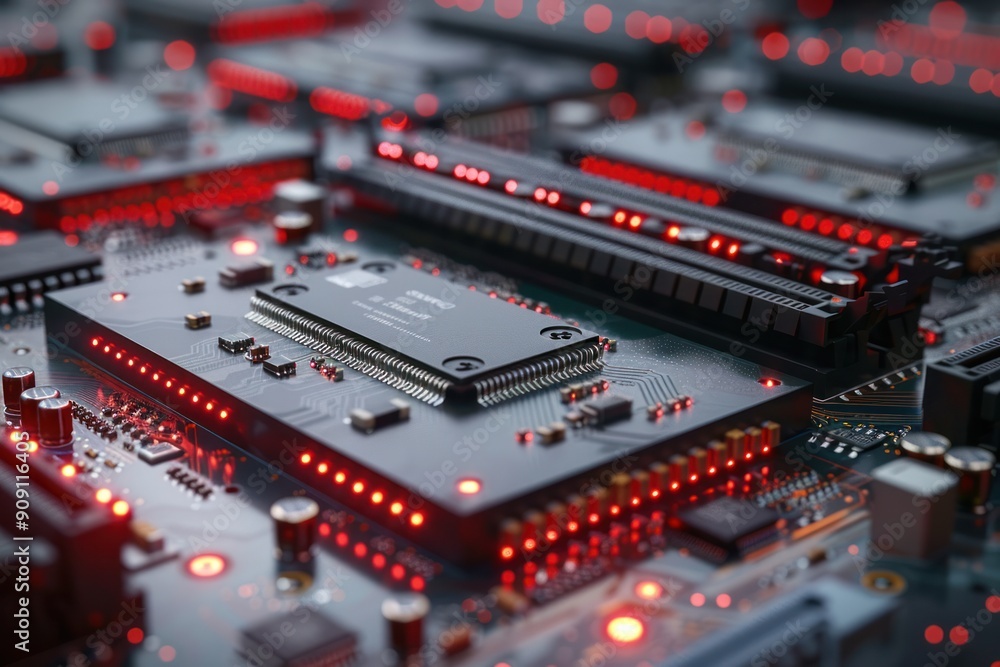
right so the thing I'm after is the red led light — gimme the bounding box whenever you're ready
[352,481,365,494]
[391,564,405,580]
[722,89,747,113]
[300,453,312,465]
[42,180,59,196]
[409,512,424,527]
[646,16,672,44]
[798,37,830,66]
[390,501,404,515]
[414,93,439,117]
[353,542,367,558]
[60,464,76,478]
[716,593,732,608]
[0,230,17,245]
[690,592,706,607]
[334,471,347,484]
[85,21,116,51]
[164,40,196,71]
[111,292,127,302]
[371,491,384,504]
[112,500,130,517]
[494,0,522,19]
[211,3,331,43]
[536,0,565,26]
[584,4,612,33]
[410,575,425,591]
[606,616,644,644]
[590,63,618,90]
[624,10,650,39]
[186,554,226,578]
[759,377,781,388]
[949,626,968,645]
[635,581,663,599]
[797,0,832,19]
[609,92,637,121]
[96,488,112,504]
[911,59,935,84]
[929,1,966,40]
[628,215,642,229]
[505,179,518,193]
[127,628,144,645]
[310,87,374,121]
[208,59,297,102]
[762,32,790,60]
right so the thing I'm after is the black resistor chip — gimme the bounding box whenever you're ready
[580,395,633,426]
[350,399,410,433]
[218,332,255,354]
[263,356,297,378]
[219,258,274,288]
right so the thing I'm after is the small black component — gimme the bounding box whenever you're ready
[0,231,100,317]
[828,425,889,451]
[536,421,567,445]
[181,277,205,294]
[350,399,410,433]
[264,356,297,378]
[184,311,212,330]
[678,497,781,558]
[219,258,274,288]
[219,333,255,354]
[924,336,1000,448]
[579,395,633,426]
[242,609,356,667]
[245,344,271,364]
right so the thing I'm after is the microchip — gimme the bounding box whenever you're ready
[242,609,356,667]
[264,356,296,378]
[247,262,603,404]
[828,425,889,451]
[350,399,410,433]
[220,258,274,288]
[138,441,185,465]
[219,333,255,354]
[579,395,632,426]
[677,497,781,558]
[1,231,101,317]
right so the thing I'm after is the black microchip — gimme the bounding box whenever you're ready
[580,395,632,426]
[220,258,274,288]
[249,262,603,404]
[0,79,189,161]
[678,497,781,556]
[219,333,255,354]
[242,609,356,667]
[264,356,297,378]
[828,425,889,451]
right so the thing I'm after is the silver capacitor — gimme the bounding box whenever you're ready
[901,431,951,467]
[2,367,35,426]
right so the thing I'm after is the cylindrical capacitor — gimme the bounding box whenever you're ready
[819,270,861,299]
[901,431,951,467]
[270,497,319,564]
[19,386,60,435]
[944,447,996,512]
[382,593,430,658]
[273,211,313,245]
[3,367,35,426]
[37,397,73,447]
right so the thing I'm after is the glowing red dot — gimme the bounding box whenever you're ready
[606,616,644,644]
[716,593,732,608]
[343,229,358,243]
[798,38,830,66]
[924,625,943,643]
[112,500,130,517]
[85,21,116,51]
[127,627,143,644]
[584,4,612,34]
[722,89,747,113]
[231,238,257,255]
[591,63,618,90]
[624,11,650,39]
[537,0,565,25]
[42,180,59,196]
[159,645,176,662]
[797,0,832,19]
[646,16,672,44]
[414,93,439,117]
[949,626,968,645]
[986,595,1000,613]
[457,478,481,495]
[911,59,935,84]
[494,0,521,19]
[164,41,196,71]
[0,230,17,246]
[690,593,705,607]
[861,50,884,76]
[609,92,637,120]
[970,68,993,94]
[762,32,790,60]
[929,1,966,39]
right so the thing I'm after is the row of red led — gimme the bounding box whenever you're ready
[320,523,428,592]
[498,427,775,563]
[375,144,762,270]
[210,4,332,44]
[297,451,426,531]
[90,336,232,422]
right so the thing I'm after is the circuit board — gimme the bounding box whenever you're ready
[0,2,999,667]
